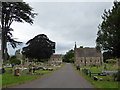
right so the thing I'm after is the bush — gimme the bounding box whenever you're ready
[10,59,21,65]
[10,56,17,59]
[106,59,117,64]
[91,64,97,67]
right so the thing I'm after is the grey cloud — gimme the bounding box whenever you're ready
[9,2,113,55]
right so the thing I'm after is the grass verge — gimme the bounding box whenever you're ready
[73,64,119,89]
[1,64,64,88]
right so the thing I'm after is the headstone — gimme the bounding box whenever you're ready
[76,66,80,70]
[33,67,35,73]
[99,78,103,81]
[12,64,15,68]
[2,68,5,74]
[82,68,89,75]
[29,68,32,74]
[14,69,20,76]
[104,64,107,70]
[8,69,13,74]
[93,76,98,81]
[89,71,91,77]
[22,69,28,75]
[102,71,118,75]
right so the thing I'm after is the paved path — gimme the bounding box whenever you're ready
[11,63,93,88]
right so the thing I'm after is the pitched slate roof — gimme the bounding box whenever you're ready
[51,54,63,58]
[75,47,102,57]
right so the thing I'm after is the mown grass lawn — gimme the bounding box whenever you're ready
[73,65,119,89]
[81,66,102,73]
[0,74,2,87]
[2,70,53,88]
[81,63,118,73]
[79,71,118,89]
[1,65,64,88]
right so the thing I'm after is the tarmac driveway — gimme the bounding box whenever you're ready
[11,63,93,88]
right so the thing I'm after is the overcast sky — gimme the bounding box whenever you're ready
[8,1,113,55]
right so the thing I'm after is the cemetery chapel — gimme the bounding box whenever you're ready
[74,42,103,66]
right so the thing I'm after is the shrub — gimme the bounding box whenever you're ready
[106,59,117,64]
[10,56,17,59]
[10,59,21,65]
[90,64,97,67]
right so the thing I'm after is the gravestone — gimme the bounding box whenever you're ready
[8,69,13,74]
[2,68,5,74]
[82,68,89,75]
[22,69,28,75]
[33,67,35,73]
[99,78,103,81]
[89,71,91,77]
[93,76,98,81]
[14,69,20,76]
[76,66,80,71]
[103,64,107,70]
[29,68,32,74]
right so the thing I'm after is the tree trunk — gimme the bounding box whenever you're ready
[1,28,7,61]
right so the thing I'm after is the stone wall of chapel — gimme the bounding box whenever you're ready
[75,57,102,66]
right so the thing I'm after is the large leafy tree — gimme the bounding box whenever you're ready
[22,34,55,62]
[96,1,120,58]
[1,2,37,60]
[103,51,113,62]
[63,49,74,63]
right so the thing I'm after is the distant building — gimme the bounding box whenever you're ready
[74,42,103,66]
[48,54,63,65]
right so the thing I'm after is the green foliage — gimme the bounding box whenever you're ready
[2,70,52,87]
[40,59,49,62]
[79,46,83,48]
[10,55,17,59]
[2,66,63,87]
[2,2,37,48]
[9,55,21,65]
[22,34,55,62]
[1,2,37,60]
[104,63,118,71]
[74,65,118,88]
[103,51,113,62]
[10,58,21,65]
[96,1,120,58]
[63,49,74,63]
[81,66,102,73]
[70,57,74,63]
[106,59,117,64]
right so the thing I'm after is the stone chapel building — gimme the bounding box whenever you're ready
[74,43,103,66]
